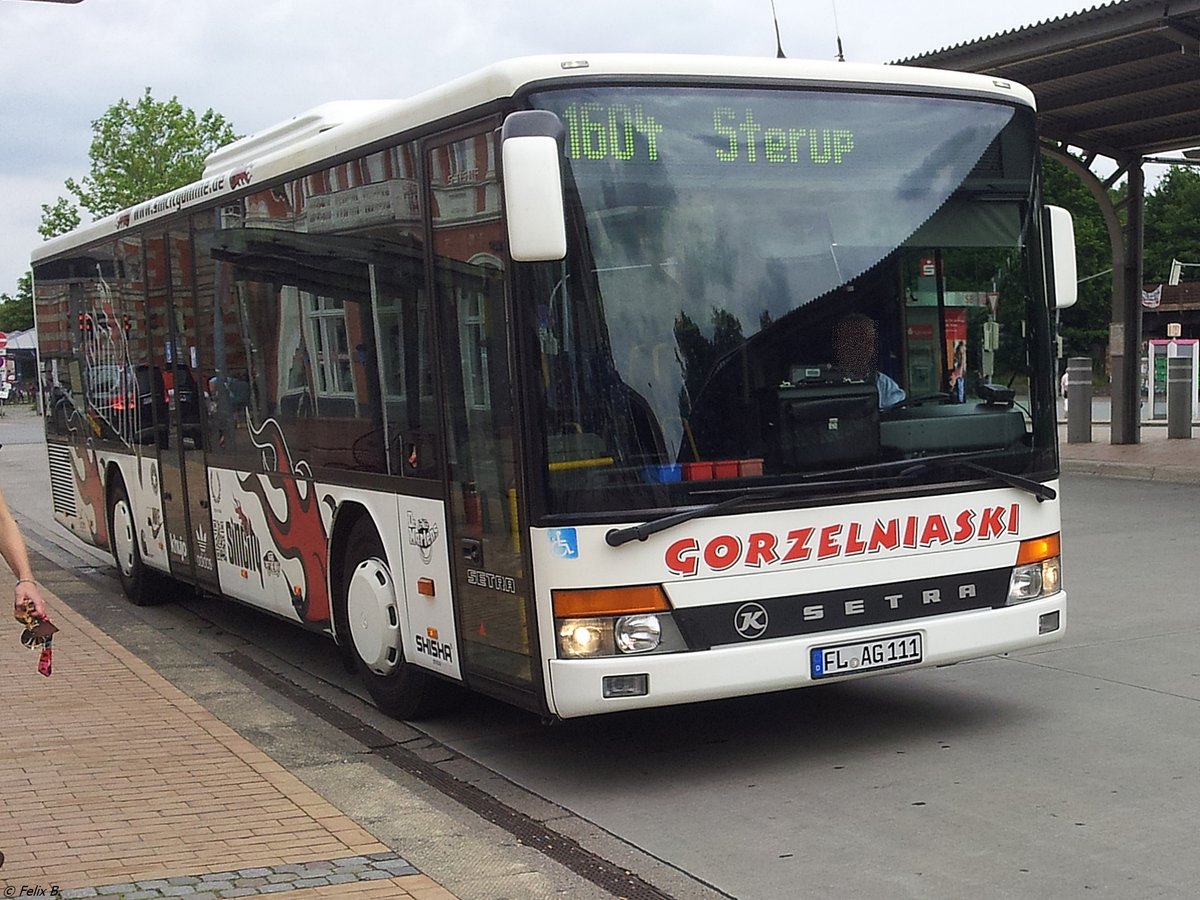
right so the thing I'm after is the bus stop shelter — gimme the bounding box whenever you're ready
[901,0,1200,443]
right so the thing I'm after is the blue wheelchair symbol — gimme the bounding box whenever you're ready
[548,528,579,559]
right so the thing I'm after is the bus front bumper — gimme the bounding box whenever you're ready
[546,593,1065,718]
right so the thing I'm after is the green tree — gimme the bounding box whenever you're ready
[1143,165,1200,283]
[39,87,238,238]
[1042,155,1118,362]
[0,273,34,331]
[37,196,81,240]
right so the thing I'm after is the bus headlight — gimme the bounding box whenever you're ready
[615,614,662,653]
[552,585,688,658]
[558,618,613,658]
[1006,534,1062,605]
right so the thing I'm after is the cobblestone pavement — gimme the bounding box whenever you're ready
[59,853,425,899]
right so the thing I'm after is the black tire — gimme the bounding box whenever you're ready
[339,516,453,719]
[108,475,166,606]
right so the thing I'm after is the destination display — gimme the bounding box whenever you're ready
[558,98,857,167]
[559,99,856,167]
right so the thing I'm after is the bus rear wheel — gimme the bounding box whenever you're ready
[340,516,450,720]
[108,475,164,606]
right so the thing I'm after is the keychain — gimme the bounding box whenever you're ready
[15,600,57,677]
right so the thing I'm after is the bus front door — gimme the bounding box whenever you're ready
[428,128,540,704]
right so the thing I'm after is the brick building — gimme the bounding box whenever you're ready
[1142,282,1200,340]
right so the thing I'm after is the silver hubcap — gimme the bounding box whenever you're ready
[346,556,401,674]
[112,498,136,577]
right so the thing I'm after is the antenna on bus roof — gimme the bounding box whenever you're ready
[831,0,846,61]
[770,0,786,58]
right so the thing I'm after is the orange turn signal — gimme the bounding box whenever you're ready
[1017,533,1060,565]
[552,584,671,618]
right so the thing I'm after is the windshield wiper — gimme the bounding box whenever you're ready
[871,453,1055,502]
[795,450,982,482]
[606,475,891,547]
[955,460,1056,502]
[604,454,1055,549]
[605,490,773,547]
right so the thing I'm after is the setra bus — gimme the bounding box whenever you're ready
[32,55,1076,719]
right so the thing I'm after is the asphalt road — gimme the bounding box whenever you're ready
[5,410,1199,900]
[430,474,1200,900]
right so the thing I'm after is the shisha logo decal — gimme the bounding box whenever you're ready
[407,512,439,564]
[224,500,262,583]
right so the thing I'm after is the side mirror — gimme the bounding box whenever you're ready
[501,111,567,262]
[1045,205,1077,309]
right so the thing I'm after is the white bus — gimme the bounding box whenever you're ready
[32,55,1075,719]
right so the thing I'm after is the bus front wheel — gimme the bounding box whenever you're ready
[340,516,449,720]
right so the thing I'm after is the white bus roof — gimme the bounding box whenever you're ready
[32,54,1035,264]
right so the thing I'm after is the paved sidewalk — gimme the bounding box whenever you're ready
[1058,420,1200,484]
[0,567,458,900]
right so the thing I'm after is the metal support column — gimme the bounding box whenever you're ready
[1111,161,1143,444]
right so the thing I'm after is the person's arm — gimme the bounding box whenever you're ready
[876,372,907,409]
[0,484,47,619]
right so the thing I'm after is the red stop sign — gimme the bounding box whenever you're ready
[0,332,7,350]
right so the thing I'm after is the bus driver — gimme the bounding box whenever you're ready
[832,313,906,409]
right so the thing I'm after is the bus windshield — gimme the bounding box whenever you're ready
[522,85,1055,518]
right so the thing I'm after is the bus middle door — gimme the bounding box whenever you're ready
[146,229,217,591]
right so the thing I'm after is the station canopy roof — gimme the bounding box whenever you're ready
[898,0,1200,159]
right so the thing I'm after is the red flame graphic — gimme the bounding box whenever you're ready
[71,431,108,549]
[239,418,332,623]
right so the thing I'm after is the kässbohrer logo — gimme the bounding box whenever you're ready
[733,602,769,639]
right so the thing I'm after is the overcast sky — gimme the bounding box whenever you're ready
[1,0,1115,297]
